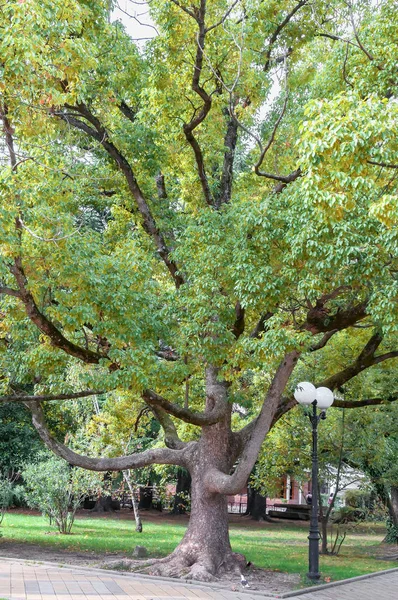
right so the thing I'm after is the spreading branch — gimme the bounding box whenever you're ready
[216,113,239,207]
[155,172,168,199]
[263,0,310,72]
[232,301,245,339]
[142,389,225,426]
[316,331,384,390]
[174,0,214,207]
[367,160,398,170]
[0,389,105,403]
[169,0,197,20]
[10,257,105,365]
[150,405,187,450]
[118,101,138,123]
[27,401,191,470]
[310,329,339,352]
[250,329,398,431]
[205,351,300,494]
[250,312,274,338]
[57,103,183,288]
[303,299,368,334]
[348,2,375,63]
[206,0,241,33]
[333,394,398,409]
[0,286,20,298]
[0,103,17,169]
[254,90,290,178]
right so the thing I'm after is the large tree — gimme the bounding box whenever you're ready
[1,0,397,580]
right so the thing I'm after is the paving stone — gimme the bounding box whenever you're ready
[1,558,398,600]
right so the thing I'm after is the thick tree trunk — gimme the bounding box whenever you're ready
[245,486,271,521]
[372,478,398,543]
[149,468,245,581]
[149,375,246,582]
[91,495,118,512]
[384,486,398,543]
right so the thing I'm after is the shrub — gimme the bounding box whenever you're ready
[23,456,102,534]
[384,517,398,544]
[333,505,366,524]
[0,477,14,529]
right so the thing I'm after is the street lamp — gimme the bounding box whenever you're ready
[294,382,334,582]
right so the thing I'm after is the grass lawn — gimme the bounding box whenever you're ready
[0,511,394,585]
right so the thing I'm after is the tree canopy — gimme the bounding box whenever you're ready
[1,0,397,580]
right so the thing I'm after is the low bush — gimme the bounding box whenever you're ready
[23,456,102,534]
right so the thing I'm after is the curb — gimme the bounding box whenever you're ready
[278,565,398,598]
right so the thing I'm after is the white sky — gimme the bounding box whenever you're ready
[112,1,156,42]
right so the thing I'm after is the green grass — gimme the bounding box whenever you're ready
[0,512,394,585]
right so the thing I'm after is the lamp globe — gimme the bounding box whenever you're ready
[294,382,316,405]
[315,387,334,409]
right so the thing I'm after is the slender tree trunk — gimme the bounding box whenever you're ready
[320,517,328,554]
[123,470,142,533]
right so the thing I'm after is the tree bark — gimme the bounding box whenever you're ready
[123,471,142,533]
[91,496,119,512]
[25,360,297,580]
[320,516,328,554]
[149,464,245,581]
[390,486,398,529]
[245,486,270,521]
[172,468,191,514]
[148,371,246,581]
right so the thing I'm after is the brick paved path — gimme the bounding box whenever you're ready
[0,559,270,600]
[0,559,397,600]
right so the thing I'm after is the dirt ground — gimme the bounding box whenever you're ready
[0,509,301,594]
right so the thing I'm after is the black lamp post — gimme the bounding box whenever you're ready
[294,382,334,582]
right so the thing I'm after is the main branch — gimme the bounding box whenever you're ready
[143,387,226,426]
[10,257,104,365]
[205,351,299,494]
[0,389,104,403]
[27,401,192,470]
[58,104,183,288]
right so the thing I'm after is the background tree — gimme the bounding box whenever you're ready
[0,0,397,581]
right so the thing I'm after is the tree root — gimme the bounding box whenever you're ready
[103,549,247,583]
[147,549,246,582]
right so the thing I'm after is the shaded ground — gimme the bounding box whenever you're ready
[369,544,398,561]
